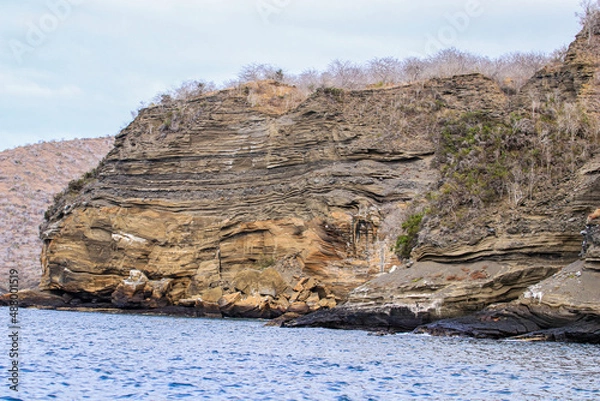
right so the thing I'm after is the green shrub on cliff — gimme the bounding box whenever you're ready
[394,212,424,259]
[319,87,345,101]
[66,168,98,194]
[47,161,105,221]
[436,111,512,210]
[424,93,600,233]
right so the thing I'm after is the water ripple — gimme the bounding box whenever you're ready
[3,308,599,400]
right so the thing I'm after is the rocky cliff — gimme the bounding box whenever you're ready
[34,74,507,316]
[23,24,600,342]
[413,224,600,343]
[288,26,600,342]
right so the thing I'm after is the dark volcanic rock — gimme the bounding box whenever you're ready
[513,317,600,344]
[285,304,429,331]
[416,306,600,344]
[0,289,68,308]
[414,305,543,339]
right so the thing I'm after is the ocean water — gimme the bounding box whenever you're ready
[1,309,599,400]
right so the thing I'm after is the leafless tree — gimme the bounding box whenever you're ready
[401,57,427,83]
[577,0,600,43]
[173,80,217,100]
[550,45,569,64]
[492,52,549,92]
[293,68,325,93]
[147,38,562,105]
[426,48,482,78]
[238,63,285,83]
[325,59,367,89]
[367,57,403,85]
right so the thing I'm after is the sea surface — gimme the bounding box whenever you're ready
[1,308,599,400]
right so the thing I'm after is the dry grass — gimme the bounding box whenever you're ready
[242,80,306,115]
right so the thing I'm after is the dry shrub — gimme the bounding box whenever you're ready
[242,80,306,115]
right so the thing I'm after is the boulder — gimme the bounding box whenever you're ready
[217,292,242,314]
[111,270,172,308]
[233,268,289,298]
[200,287,223,303]
[232,270,261,295]
[288,301,310,314]
[111,270,150,308]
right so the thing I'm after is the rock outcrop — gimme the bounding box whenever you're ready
[415,236,600,343]
[286,259,564,330]
[288,25,600,342]
[39,77,504,316]
[25,23,600,342]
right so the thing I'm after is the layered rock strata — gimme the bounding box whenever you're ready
[27,25,600,341]
[286,259,565,331]
[416,227,600,343]
[39,77,505,316]
[288,27,600,341]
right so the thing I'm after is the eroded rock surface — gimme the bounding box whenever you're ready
[30,26,600,341]
[416,257,600,343]
[40,77,503,315]
[286,259,563,330]
[289,26,600,341]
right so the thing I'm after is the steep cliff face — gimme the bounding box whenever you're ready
[289,26,600,339]
[414,27,600,263]
[39,77,504,316]
[34,25,600,338]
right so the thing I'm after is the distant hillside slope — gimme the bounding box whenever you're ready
[0,137,114,291]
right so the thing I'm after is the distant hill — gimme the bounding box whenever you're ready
[0,137,114,291]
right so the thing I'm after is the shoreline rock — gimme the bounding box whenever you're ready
[414,256,600,343]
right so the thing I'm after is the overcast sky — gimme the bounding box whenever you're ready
[0,0,585,151]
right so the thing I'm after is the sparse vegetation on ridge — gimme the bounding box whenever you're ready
[426,94,600,232]
[143,48,562,116]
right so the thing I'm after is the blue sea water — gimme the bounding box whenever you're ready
[1,309,599,400]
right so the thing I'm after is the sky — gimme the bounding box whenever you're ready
[0,0,586,151]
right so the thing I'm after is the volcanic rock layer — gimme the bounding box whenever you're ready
[29,24,600,342]
[40,77,500,316]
